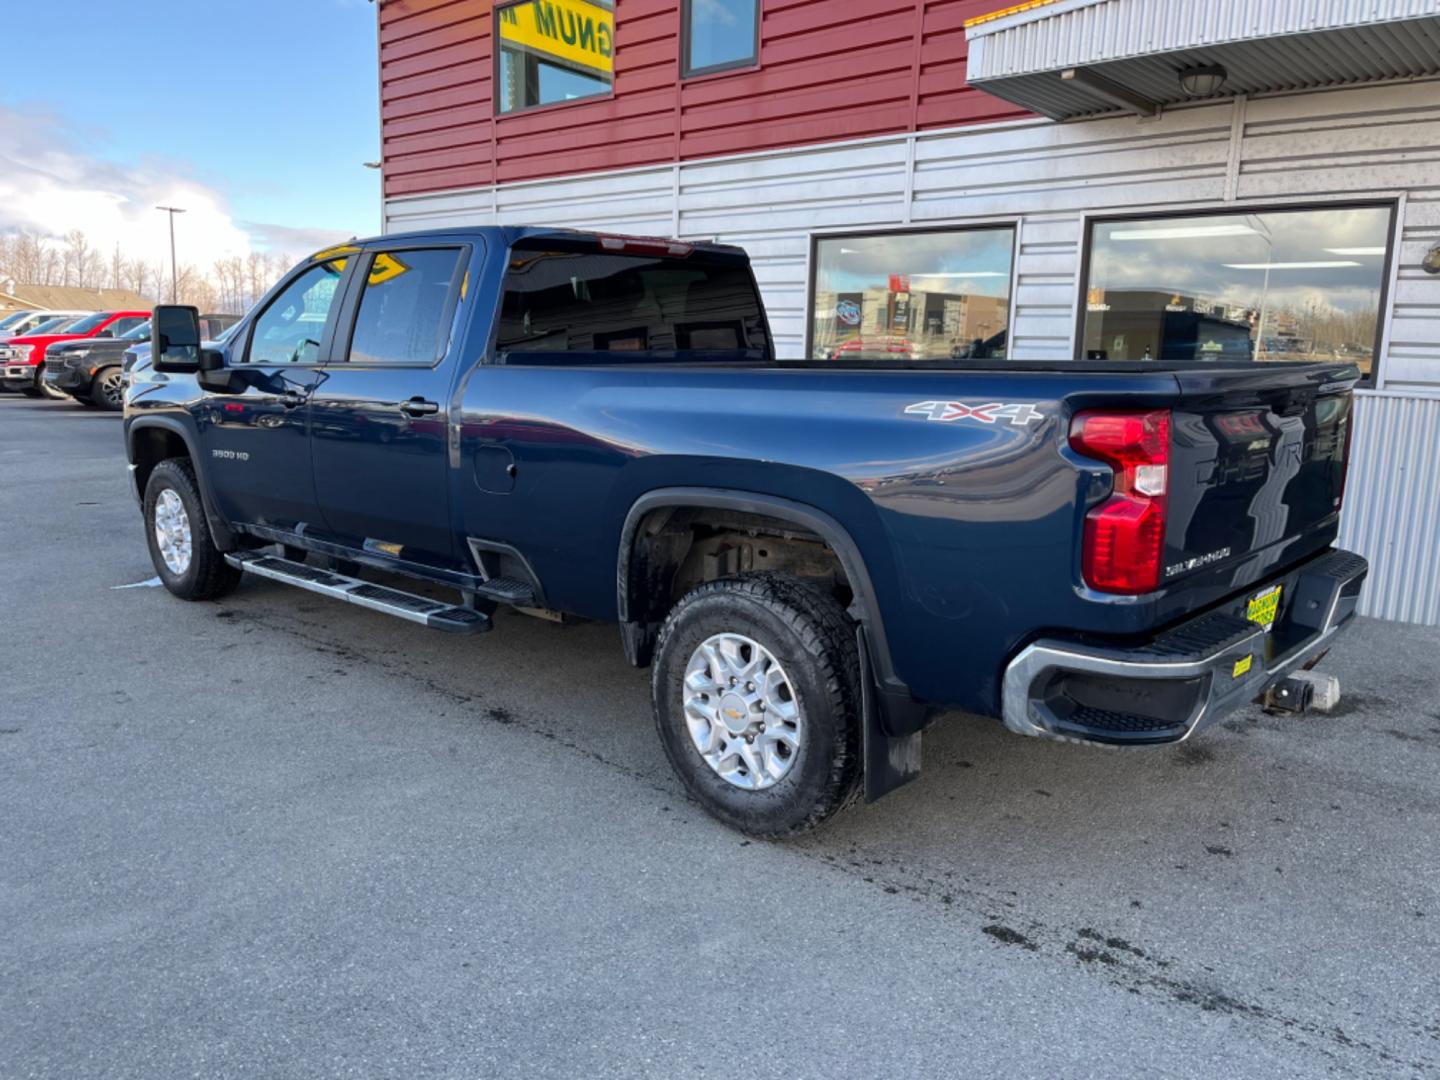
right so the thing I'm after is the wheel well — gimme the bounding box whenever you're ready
[131,427,191,497]
[625,506,855,634]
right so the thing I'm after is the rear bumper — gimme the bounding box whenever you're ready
[1002,548,1368,746]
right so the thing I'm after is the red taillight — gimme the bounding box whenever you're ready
[1070,409,1171,594]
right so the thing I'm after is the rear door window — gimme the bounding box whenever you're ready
[342,247,465,365]
[106,316,147,337]
[498,241,771,363]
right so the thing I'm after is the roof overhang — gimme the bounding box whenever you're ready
[965,0,1440,120]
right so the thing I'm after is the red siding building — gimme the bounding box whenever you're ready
[380,0,1025,196]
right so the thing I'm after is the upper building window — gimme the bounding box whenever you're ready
[808,227,1015,361]
[1081,204,1395,378]
[496,0,614,115]
[683,0,759,77]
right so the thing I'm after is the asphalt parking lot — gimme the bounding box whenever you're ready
[1,393,1438,1079]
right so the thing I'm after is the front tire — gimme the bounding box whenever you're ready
[35,369,68,400]
[90,366,124,410]
[651,573,862,837]
[143,459,241,600]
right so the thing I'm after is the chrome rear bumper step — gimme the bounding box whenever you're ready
[226,552,491,634]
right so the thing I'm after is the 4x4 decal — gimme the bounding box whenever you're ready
[904,401,1044,426]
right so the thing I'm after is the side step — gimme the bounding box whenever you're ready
[474,575,535,605]
[226,552,491,634]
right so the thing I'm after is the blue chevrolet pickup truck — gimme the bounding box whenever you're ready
[126,227,1367,835]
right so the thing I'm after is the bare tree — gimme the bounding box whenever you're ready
[39,246,61,286]
[146,259,169,303]
[63,230,95,289]
[246,256,269,315]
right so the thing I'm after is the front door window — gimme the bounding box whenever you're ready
[246,261,345,365]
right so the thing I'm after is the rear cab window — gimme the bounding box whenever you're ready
[497,237,772,364]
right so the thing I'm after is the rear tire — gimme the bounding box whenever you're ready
[651,573,862,837]
[143,458,241,601]
[90,366,124,410]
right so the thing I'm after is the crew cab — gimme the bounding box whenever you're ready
[2,310,148,396]
[125,228,1367,835]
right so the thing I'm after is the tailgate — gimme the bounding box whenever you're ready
[1163,362,1358,584]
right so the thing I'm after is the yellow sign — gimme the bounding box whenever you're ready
[1232,654,1253,679]
[1246,585,1283,632]
[498,0,614,77]
[368,252,410,286]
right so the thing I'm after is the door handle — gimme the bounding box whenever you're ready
[400,398,440,417]
[280,390,307,409]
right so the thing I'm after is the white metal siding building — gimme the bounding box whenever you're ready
[384,0,1440,625]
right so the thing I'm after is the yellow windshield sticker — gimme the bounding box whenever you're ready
[1232,654,1253,679]
[368,252,411,286]
[498,0,614,77]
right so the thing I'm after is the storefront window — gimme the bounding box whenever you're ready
[496,0,614,114]
[1081,205,1393,376]
[809,228,1015,361]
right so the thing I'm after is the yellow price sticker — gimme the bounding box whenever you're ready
[1232,654,1253,679]
[368,252,411,286]
[1246,585,1282,631]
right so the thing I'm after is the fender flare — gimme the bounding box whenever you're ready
[616,486,906,698]
[126,416,237,551]
[617,486,927,801]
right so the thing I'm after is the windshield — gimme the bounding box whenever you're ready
[119,320,152,341]
[63,312,111,335]
[26,317,77,335]
[211,321,240,345]
[0,311,32,331]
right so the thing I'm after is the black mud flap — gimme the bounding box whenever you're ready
[859,629,923,802]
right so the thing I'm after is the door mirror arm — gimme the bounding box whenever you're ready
[197,348,241,393]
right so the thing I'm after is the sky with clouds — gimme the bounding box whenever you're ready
[0,0,381,267]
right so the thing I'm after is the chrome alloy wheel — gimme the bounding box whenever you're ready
[683,633,802,790]
[153,489,193,575]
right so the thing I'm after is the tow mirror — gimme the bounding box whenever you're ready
[152,305,203,373]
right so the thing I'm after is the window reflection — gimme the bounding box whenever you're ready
[684,0,758,75]
[810,228,1015,361]
[497,0,614,114]
[1082,206,1392,374]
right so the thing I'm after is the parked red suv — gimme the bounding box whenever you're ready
[0,311,150,397]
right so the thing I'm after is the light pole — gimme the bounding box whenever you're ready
[154,205,186,302]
